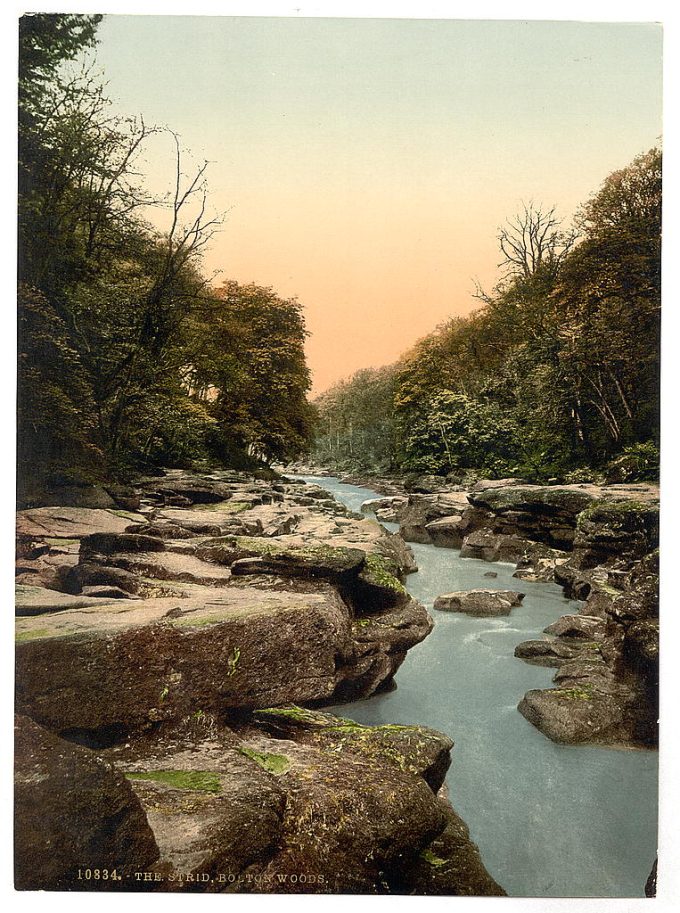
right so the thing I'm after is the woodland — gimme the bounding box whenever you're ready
[18,14,314,504]
[312,152,661,484]
[18,15,661,495]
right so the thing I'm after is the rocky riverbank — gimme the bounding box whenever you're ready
[15,469,503,895]
[363,475,659,749]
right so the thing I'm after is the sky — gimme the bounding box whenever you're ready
[91,15,663,393]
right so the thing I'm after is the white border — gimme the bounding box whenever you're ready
[2,3,678,912]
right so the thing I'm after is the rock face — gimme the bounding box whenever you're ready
[14,469,502,895]
[14,714,159,891]
[573,501,659,568]
[466,480,658,552]
[104,706,504,895]
[516,550,659,746]
[361,496,407,523]
[398,493,468,544]
[433,590,525,617]
[390,475,658,750]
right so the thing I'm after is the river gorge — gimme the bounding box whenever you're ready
[302,474,658,897]
[14,467,659,896]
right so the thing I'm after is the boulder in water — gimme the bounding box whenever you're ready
[433,589,525,617]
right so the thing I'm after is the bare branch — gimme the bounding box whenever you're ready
[497,201,578,282]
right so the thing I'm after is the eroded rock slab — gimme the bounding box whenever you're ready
[17,506,145,540]
[16,585,353,732]
[88,707,505,895]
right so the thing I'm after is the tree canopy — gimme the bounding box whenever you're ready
[311,148,661,483]
[18,14,315,499]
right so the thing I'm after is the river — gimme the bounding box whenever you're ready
[295,474,658,898]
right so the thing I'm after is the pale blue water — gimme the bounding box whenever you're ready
[293,475,658,897]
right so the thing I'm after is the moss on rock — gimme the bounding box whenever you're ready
[237,746,290,775]
[125,769,222,793]
[360,553,406,594]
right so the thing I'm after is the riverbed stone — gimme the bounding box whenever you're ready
[425,516,465,548]
[399,493,469,543]
[543,614,606,640]
[433,589,525,617]
[517,684,637,745]
[459,529,501,560]
[361,496,407,520]
[514,639,586,667]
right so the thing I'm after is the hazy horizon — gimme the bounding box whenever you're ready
[92,15,662,393]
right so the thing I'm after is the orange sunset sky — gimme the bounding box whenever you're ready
[92,15,662,393]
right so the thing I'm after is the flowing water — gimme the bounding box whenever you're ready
[294,474,658,897]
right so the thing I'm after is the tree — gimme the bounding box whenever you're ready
[400,391,521,476]
[17,283,100,497]
[555,148,661,451]
[496,201,578,282]
[183,281,314,465]
[18,14,229,477]
[312,366,397,470]
[312,149,660,482]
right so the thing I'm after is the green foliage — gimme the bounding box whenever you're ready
[183,281,314,464]
[18,15,315,492]
[311,366,397,470]
[310,148,660,483]
[399,391,521,476]
[605,442,660,483]
[17,284,102,489]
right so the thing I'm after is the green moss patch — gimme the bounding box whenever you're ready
[238,747,290,775]
[195,500,252,513]
[577,499,658,527]
[360,553,406,594]
[254,705,321,724]
[553,685,594,701]
[125,769,222,793]
[420,849,448,867]
[15,628,51,642]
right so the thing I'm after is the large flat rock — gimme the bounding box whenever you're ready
[16,579,432,735]
[118,733,286,885]
[91,708,504,895]
[17,506,145,540]
[469,481,659,515]
[16,584,355,733]
[16,584,127,617]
